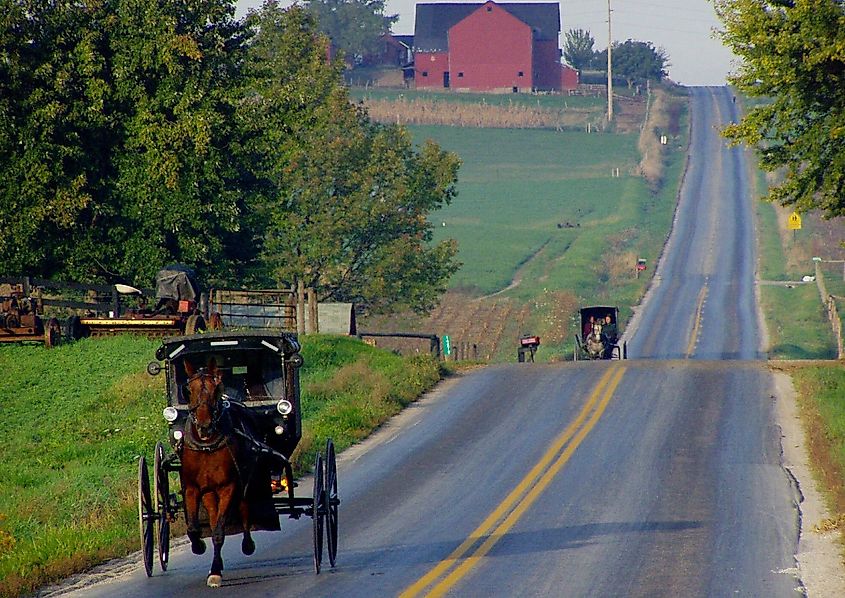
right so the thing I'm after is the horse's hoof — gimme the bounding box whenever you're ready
[191,540,207,555]
[242,537,255,556]
[207,574,222,588]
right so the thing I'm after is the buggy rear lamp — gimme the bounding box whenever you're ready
[163,406,179,422]
[173,430,183,440]
[274,425,285,435]
[276,399,293,415]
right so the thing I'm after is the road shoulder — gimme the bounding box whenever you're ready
[773,370,845,596]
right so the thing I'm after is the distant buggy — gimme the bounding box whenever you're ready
[574,306,627,360]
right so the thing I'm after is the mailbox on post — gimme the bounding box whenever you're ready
[518,335,540,363]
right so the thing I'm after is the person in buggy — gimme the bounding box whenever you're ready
[600,314,617,359]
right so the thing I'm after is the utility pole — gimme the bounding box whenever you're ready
[607,0,613,121]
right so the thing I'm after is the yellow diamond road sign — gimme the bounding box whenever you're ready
[787,212,802,230]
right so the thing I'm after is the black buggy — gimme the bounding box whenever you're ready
[574,306,627,360]
[137,330,339,578]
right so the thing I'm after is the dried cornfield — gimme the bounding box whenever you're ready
[362,97,598,130]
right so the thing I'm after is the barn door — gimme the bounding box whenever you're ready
[443,71,450,88]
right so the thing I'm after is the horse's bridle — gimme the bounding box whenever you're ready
[186,370,224,436]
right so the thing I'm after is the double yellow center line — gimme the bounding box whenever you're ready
[400,364,627,598]
[686,282,709,358]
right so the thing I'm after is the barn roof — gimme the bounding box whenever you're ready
[414,2,561,52]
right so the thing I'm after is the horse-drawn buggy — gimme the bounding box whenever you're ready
[574,306,627,360]
[138,330,339,587]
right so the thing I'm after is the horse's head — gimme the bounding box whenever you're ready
[184,358,224,441]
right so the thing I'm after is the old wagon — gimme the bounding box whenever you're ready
[574,306,627,360]
[138,330,339,586]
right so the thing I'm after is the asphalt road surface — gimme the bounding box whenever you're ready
[52,87,803,597]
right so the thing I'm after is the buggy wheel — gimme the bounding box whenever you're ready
[324,439,339,568]
[312,452,325,574]
[184,314,206,335]
[138,456,155,577]
[153,442,170,572]
[44,318,61,348]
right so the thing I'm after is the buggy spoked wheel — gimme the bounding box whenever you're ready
[153,442,170,572]
[324,439,339,568]
[138,456,155,577]
[312,452,325,574]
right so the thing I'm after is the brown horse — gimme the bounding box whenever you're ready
[181,358,254,588]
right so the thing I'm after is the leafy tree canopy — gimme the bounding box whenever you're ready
[244,4,461,314]
[305,0,398,64]
[595,40,669,87]
[563,28,596,71]
[715,0,845,218]
[0,0,248,284]
[0,0,461,315]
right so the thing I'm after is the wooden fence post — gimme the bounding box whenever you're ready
[308,288,318,334]
[296,280,305,335]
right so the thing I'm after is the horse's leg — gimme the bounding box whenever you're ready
[183,485,207,555]
[201,491,226,588]
[239,494,254,556]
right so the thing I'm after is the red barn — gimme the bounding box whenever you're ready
[413,1,578,92]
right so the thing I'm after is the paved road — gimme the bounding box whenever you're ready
[628,87,761,361]
[52,88,803,597]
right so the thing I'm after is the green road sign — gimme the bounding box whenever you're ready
[443,335,451,356]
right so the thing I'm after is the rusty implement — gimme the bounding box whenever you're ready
[0,287,62,348]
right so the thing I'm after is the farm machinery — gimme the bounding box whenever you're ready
[73,265,221,339]
[0,283,62,348]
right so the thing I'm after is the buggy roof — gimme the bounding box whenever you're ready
[158,330,301,361]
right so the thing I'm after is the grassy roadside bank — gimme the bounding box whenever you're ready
[0,334,441,597]
[783,364,845,552]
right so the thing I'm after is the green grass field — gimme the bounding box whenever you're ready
[0,335,440,597]
[753,172,837,359]
[407,115,687,356]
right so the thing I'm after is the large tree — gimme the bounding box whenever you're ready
[563,28,596,71]
[715,0,845,218]
[242,3,461,314]
[0,0,249,284]
[595,40,669,88]
[305,0,397,64]
[0,0,461,314]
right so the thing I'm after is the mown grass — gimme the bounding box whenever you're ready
[0,334,440,597]
[761,285,837,359]
[754,170,837,359]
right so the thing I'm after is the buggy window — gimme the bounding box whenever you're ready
[172,349,284,404]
